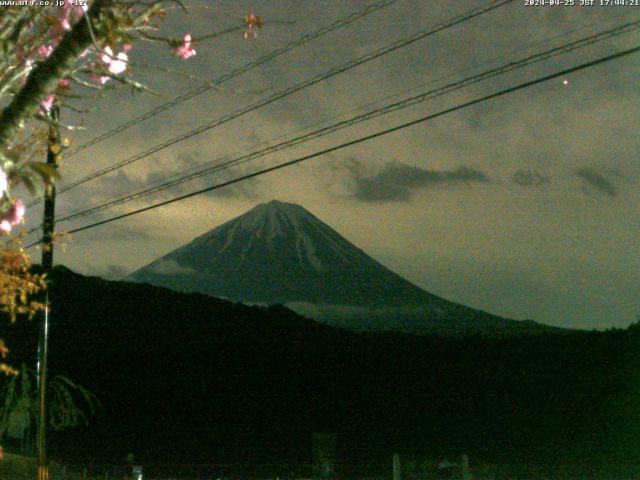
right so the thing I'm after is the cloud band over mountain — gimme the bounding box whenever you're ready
[344,160,490,202]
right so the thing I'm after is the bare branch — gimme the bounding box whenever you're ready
[113,75,161,95]
[33,113,88,132]
[70,75,107,90]
[131,60,222,91]
[139,23,243,46]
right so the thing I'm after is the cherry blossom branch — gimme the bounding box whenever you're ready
[33,113,88,132]
[0,0,164,149]
[0,0,110,148]
[131,60,222,91]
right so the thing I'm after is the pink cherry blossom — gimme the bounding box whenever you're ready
[37,44,54,59]
[243,13,263,38]
[173,34,196,60]
[16,48,34,69]
[0,200,25,233]
[60,18,72,32]
[100,46,114,64]
[58,78,70,87]
[57,2,87,30]
[109,52,128,74]
[101,46,128,75]
[90,74,110,85]
[9,201,25,224]
[244,13,264,29]
[51,7,72,36]
[48,3,87,44]
[40,94,55,112]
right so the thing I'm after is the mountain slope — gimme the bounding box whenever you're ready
[128,200,554,334]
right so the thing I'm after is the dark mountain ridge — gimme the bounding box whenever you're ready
[2,266,639,472]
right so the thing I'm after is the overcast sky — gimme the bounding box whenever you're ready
[23,0,639,330]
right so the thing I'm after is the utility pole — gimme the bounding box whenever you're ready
[37,104,59,480]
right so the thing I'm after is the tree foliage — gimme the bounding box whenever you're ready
[0,0,253,372]
[1,2,174,373]
[0,364,100,452]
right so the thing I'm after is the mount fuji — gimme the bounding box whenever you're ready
[128,200,556,335]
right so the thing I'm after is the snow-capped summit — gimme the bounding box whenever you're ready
[129,200,437,306]
[128,201,551,334]
[179,200,366,273]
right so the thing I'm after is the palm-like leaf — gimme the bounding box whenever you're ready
[0,364,100,448]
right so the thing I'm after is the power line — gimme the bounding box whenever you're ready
[49,20,640,226]
[22,18,640,237]
[139,10,639,173]
[24,44,639,248]
[25,0,400,210]
[79,10,637,203]
[39,0,516,202]
[63,0,400,159]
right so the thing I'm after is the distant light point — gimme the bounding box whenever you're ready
[562,79,569,86]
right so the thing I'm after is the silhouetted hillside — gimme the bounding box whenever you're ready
[2,266,639,470]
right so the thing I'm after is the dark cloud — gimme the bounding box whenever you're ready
[346,160,490,203]
[576,168,617,197]
[139,152,262,200]
[145,152,198,186]
[201,166,263,200]
[96,170,140,197]
[512,170,550,187]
